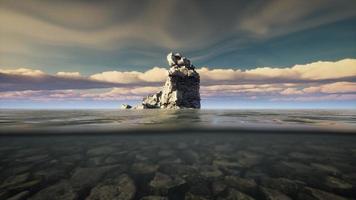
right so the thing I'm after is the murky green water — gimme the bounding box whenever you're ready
[0,110,355,199]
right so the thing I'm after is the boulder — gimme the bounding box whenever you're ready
[86,174,136,200]
[134,52,200,109]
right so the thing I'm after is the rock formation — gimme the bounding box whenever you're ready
[123,52,200,109]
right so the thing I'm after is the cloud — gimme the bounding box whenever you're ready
[1,58,356,91]
[1,59,355,104]
[0,68,45,76]
[197,58,356,85]
[245,59,356,81]
[0,86,161,102]
[280,88,304,95]
[56,72,81,78]
[0,68,130,92]
[271,94,356,102]
[239,0,356,37]
[89,67,167,84]
[303,82,356,94]
[1,0,355,70]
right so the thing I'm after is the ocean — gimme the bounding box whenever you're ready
[0,109,355,199]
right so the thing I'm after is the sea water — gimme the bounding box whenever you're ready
[0,109,355,199]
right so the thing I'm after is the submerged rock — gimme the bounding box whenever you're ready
[140,196,168,200]
[149,172,186,195]
[224,188,255,200]
[86,174,136,200]
[298,187,348,200]
[133,52,200,109]
[259,187,292,200]
[29,180,77,200]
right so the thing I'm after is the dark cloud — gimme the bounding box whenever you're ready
[1,0,356,72]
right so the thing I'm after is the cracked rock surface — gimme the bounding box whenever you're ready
[124,52,200,109]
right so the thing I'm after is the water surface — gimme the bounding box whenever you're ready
[0,109,355,199]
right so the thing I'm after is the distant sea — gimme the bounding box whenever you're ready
[0,109,355,199]
[0,109,355,133]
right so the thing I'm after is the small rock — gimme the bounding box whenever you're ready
[121,104,132,109]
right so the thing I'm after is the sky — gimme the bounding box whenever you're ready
[0,0,356,109]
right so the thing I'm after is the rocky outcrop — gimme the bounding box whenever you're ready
[129,52,200,109]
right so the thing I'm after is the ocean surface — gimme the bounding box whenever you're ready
[1,109,356,133]
[0,109,355,200]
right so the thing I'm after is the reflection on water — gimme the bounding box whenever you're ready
[0,133,355,199]
[0,109,355,132]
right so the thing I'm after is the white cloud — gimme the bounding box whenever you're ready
[56,72,81,78]
[245,59,356,81]
[89,67,167,84]
[1,59,356,103]
[0,68,44,76]
[271,94,356,102]
[303,82,356,94]
[280,88,304,95]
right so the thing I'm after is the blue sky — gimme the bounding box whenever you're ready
[0,0,356,108]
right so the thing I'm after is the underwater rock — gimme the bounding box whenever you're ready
[260,177,305,197]
[7,191,30,200]
[86,174,136,200]
[211,181,227,196]
[298,187,348,200]
[131,163,159,175]
[149,172,186,195]
[0,173,30,189]
[224,176,257,194]
[140,196,168,200]
[29,180,77,200]
[259,187,292,200]
[135,52,200,109]
[224,188,255,200]
[70,165,120,192]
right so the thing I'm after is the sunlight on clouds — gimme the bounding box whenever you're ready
[280,88,304,95]
[1,59,355,103]
[90,67,167,84]
[245,59,356,80]
[0,68,44,76]
[56,72,82,78]
[303,82,356,94]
